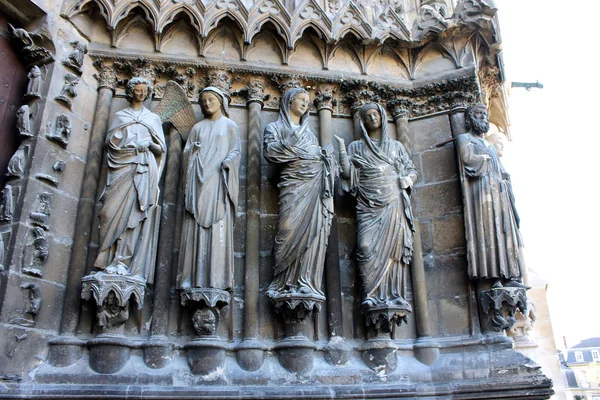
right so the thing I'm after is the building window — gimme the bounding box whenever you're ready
[592,350,600,361]
[575,351,584,362]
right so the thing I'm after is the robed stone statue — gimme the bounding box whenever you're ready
[177,86,241,304]
[456,103,525,288]
[93,77,166,283]
[336,102,416,331]
[264,88,338,307]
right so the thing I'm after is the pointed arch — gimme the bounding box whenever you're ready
[61,0,112,25]
[157,13,201,56]
[203,8,248,40]
[247,14,292,49]
[157,4,203,37]
[203,16,245,60]
[113,7,156,50]
[111,1,158,32]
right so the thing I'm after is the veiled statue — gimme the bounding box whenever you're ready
[177,86,241,303]
[264,88,338,306]
[93,77,166,283]
[336,102,416,330]
[456,103,526,288]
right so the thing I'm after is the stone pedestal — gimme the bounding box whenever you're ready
[87,334,133,374]
[142,336,172,369]
[47,336,85,367]
[236,339,267,372]
[184,338,228,375]
[270,293,323,374]
[361,338,398,374]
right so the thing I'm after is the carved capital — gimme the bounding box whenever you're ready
[273,75,303,94]
[478,66,501,106]
[206,70,232,99]
[93,61,118,91]
[314,85,336,111]
[341,79,379,113]
[247,78,266,105]
[387,98,413,119]
[364,299,412,334]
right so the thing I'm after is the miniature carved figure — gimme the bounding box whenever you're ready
[17,105,31,137]
[93,77,166,284]
[46,115,71,147]
[25,66,42,99]
[54,73,79,109]
[29,192,51,230]
[456,103,525,288]
[178,87,240,300]
[336,102,416,332]
[0,186,14,222]
[264,88,338,304]
[62,41,88,73]
[6,145,28,178]
[96,290,129,331]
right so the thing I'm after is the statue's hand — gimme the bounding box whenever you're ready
[136,143,149,153]
[334,135,345,150]
[399,176,412,189]
[222,158,231,170]
[480,154,491,161]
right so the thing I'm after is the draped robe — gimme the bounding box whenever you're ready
[342,113,416,307]
[456,132,523,281]
[264,93,337,299]
[178,116,241,291]
[94,107,166,284]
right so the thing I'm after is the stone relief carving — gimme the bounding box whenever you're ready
[8,283,42,327]
[178,86,241,333]
[22,226,49,277]
[25,66,43,99]
[263,88,338,321]
[54,73,80,110]
[29,192,51,231]
[46,115,72,148]
[336,102,416,336]
[62,40,88,74]
[7,24,55,66]
[508,299,536,340]
[0,186,14,222]
[456,103,526,289]
[92,77,166,283]
[6,145,29,179]
[17,105,31,138]
[479,287,527,332]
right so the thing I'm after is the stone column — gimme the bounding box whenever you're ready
[143,126,182,369]
[391,101,440,366]
[48,63,117,368]
[315,85,349,366]
[237,78,267,372]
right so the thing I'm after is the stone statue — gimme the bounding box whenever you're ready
[456,103,525,289]
[17,105,31,137]
[26,66,42,99]
[335,102,417,332]
[485,132,506,158]
[178,86,241,302]
[264,88,338,306]
[93,77,166,283]
[6,145,27,178]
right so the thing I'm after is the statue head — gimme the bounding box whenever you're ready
[125,77,153,104]
[486,132,507,157]
[465,103,490,136]
[359,102,387,140]
[200,86,228,118]
[288,88,310,120]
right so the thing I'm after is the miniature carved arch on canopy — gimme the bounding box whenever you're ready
[202,16,246,60]
[289,0,332,48]
[156,10,203,55]
[111,1,159,32]
[156,4,203,38]
[332,1,372,43]
[112,6,157,49]
[246,0,293,49]
[61,0,112,24]
[203,0,249,39]
[245,21,290,65]
[327,32,365,74]
[288,26,328,70]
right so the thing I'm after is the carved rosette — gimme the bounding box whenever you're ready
[479,287,527,332]
[93,60,118,91]
[314,85,336,111]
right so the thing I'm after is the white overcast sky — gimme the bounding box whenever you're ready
[496,0,600,349]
